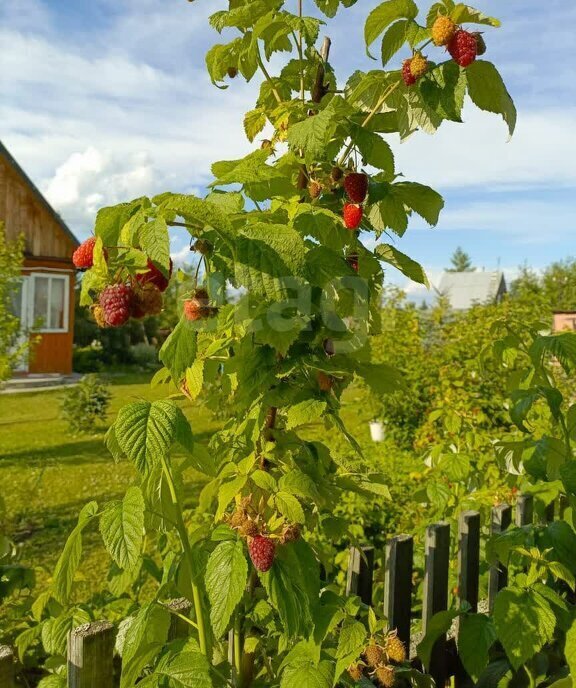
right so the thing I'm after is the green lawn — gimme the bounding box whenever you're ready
[0,373,220,600]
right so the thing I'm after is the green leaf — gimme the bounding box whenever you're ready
[493,587,556,670]
[138,217,170,272]
[184,359,205,401]
[52,501,98,604]
[417,609,460,669]
[275,492,305,524]
[288,101,341,161]
[286,399,327,429]
[158,193,233,235]
[381,19,409,66]
[451,3,501,27]
[375,244,428,285]
[142,650,213,688]
[159,318,198,382]
[565,616,576,682]
[94,198,150,246]
[336,619,367,659]
[281,660,333,688]
[354,361,404,395]
[206,539,248,638]
[120,603,171,688]
[350,124,395,172]
[466,61,517,137]
[458,614,497,680]
[217,475,248,520]
[114,400,184,473]
[99,487,145,571]
[560,460,576,496]
[212,150,293,201]
[244,108,267,142]
[365,0,418,57]
[393,182,444,226]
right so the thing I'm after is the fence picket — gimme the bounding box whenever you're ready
[488,504,512,613]
[516,494,534,526]
[384,534,413,650]
[423,522,450,688]
[68,621,114,688]
[0,646,15,688]
[346,546,375,605]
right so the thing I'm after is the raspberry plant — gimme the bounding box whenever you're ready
[39,1,517,685]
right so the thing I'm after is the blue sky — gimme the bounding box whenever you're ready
[2,0,575,299]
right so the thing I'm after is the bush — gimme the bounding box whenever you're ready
[130,342,158,368]
[73,343,104,373]
[60,374,111,433]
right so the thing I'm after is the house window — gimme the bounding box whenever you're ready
[30,274,69,333]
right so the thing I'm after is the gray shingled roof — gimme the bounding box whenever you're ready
[437,271,506,309]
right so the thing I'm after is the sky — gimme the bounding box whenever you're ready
[2,0,575,302]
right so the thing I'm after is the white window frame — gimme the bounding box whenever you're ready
[28,273,70,333]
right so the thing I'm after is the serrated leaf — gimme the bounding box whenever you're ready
[206,540,248,638]
[185,359,205,401]
[364,0,418,56]
[493,587,556,670]
[458,614,497,680]
[94,198,150,246]
[466,61,516,137]
[336,619,367,659]
[417,609,460,669]
[138,216,170,272]
[281,660,333,688]
[160,318,198,383]
[120,603,171,688]
[100,487,145,571]
[140,650,213,688]
[286,399,327,429]
[451,3,501,27]
[376,244,428,285]
[52,501,98,604]
[244,108,267,142]
[217,475,248,520]
[350,124,395,172]
[275,492,305,524]
[381,19,409,66]
[565,616,576,682]
[114,400,184,473]
[394,182,444,226]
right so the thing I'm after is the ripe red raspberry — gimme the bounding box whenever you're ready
[131,284,163,318]
[343,203,363,230]
[73,237,98,269]
[344,173,368,203]
[248,535,276,572]
[401,60,417,86]
[99,284,133,327]
[448,30,478,67]
[137,259,173,293]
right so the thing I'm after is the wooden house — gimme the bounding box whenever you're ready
[0,141,79,375]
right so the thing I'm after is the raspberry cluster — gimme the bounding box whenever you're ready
[347,631,407,686]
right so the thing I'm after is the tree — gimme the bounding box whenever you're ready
[0,223,27,381]
[30,2,517,685]
[446,246,474,272]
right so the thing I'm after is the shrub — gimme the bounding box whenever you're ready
[73,343,104,373]
[129,342,158,368]
[60,374,111,433]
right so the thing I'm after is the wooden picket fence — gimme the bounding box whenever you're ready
[0,494,553,688]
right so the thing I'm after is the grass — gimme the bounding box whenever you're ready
[0,372,220,605]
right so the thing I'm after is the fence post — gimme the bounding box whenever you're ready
[457,511,480,613]
[384,534,413,651]
[0,646,15,688]
[422,522,450,688]
[346,546,374,606]
[167,598,193,640]
[455,512,480,688]
[68,621,115,688]
[488,504,511,614]
[516,494,534,526]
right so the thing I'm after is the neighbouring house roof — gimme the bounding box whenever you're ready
[437,270,507,310]
[0,140,79,250]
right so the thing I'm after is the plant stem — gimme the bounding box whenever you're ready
[255,45,283,104]
[159,453,209,655]
[233,614,242,680]
[297,0,305,102]
[337,80,400,167]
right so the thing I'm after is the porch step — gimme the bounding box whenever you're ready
[0,373,81,394]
